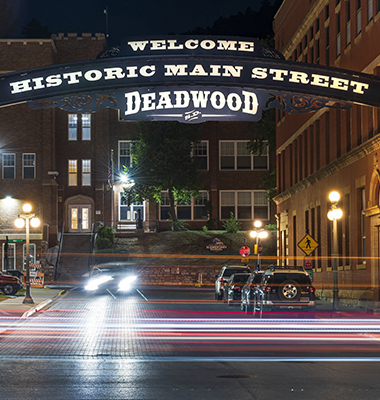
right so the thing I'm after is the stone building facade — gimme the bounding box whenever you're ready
[274,0,380,301]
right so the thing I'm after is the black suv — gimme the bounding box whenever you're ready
[254,265,316,315]
[214,265,251,300]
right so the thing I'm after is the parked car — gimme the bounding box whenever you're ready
[240,270,264,313]
[254,265,316,316]
[84,263,139,295]
[0,271,23,295]
[215,265,251,300]
[225,272,251,305]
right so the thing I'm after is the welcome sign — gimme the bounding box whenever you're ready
[2,35,380,123]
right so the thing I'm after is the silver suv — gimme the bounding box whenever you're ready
[214,265,251,300]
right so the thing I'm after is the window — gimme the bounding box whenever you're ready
[337,11,341,56]
[377,0,380,13]
[119,141,133,170]
[192,141,208,170]
[82,114,91,141]
[220,141,269,170]
[68,160,77,186]
[159,191,208,221]
[23,153,35,179]
[357,0,362,35]
[82,159,91,186]
[368,0,374,22]
[316,17,320,32]
[68,114,91,141]
[347,0,351,46]
[68,114,78,140]
[220,190,269,220]
[326,4,330,20]
[3,153,15,179]
[23,243,36,270]
[119,193,145,222]
[316,39,320,64]
[326,26,330,65]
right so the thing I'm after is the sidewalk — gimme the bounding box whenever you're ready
[0,286,69,318]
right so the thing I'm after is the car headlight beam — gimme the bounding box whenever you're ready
[118,275,137,291]
[85,275,113,291]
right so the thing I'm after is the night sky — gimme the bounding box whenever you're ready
[10,0,275,45]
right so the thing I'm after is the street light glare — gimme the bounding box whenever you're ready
[258,231,269,239]
[22,203,32,213]
[253,220,262,228]
[15,218,25,228]
[250,230,258,238]
[329,191,340,203]
[30,217,41,228]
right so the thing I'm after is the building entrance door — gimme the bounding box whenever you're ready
[69,205,91,232]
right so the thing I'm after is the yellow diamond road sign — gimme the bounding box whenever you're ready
[297,234,319,256]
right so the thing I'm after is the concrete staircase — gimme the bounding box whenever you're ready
[56,233,93,286]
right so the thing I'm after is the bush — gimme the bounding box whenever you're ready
[95,226,114,250]
[223,212,241,234]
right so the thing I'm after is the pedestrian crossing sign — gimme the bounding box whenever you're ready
[297,234,319,256]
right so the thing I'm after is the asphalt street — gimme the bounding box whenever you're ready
[0,287,380,399]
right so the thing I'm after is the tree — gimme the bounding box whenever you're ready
[22,18,50,39]
[0,0,17,38]
[122,121,202,230]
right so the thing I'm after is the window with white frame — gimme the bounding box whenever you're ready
[2,243,15,270]
[3,153,15,179]
[220,190,269,220]
[23,243,36,270]
[119,193,145,222]
[82,159,91,186]
[159,191,208,220]
[119,141,133,170]
[82,114,91,140]
[220,141,269,170]
[192,141,208,170]
[68,114,91,141]
[68,159,77,186]
[68,114,78,140]
[23,153,35,179]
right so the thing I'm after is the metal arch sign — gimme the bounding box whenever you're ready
[1,35,380,123]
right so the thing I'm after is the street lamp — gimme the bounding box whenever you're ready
[15,203,40,304]
[327,191,343,311]
[250,220,268,269]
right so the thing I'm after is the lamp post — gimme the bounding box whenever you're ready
[250,220,268,269]
[327,191,343,311]
[15,203,40,304]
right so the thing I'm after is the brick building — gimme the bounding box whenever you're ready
[0,33,275,273]
[273,0,380,301]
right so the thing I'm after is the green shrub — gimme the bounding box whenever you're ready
[95,225,115,250]
[223,212,241,234]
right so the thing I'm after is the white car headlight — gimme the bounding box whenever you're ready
[118,275,137,291]
[85,275,113,291]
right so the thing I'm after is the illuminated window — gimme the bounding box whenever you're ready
[2,153,15,179]
[82,159,91,186]
[119,193,145,222]
[68,160,77,186]
[82,114,91,140]
[68,114,91,141]
[68,114,78,140]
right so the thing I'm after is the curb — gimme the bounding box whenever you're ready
[21,289,69,318]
